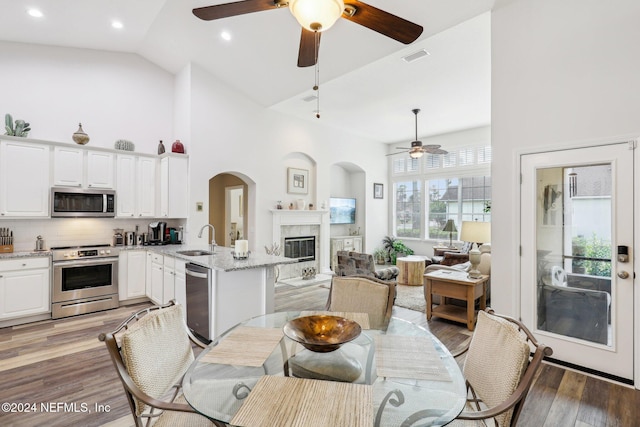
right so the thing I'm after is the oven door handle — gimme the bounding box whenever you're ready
[53,257,119,268]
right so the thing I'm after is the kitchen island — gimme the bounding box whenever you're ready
[127,245,297,340]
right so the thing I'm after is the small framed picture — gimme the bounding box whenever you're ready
[374,183,384,199]
[287,168,309,194]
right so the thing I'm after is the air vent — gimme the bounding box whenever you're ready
[302,94,318,102]
[402,49,430,63]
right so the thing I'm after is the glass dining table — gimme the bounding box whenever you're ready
[182,311,467,427]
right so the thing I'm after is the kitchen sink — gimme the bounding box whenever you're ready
[176,250,214,256]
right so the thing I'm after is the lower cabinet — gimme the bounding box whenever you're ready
[330,236,363,270]
[119,250,147,301]
[144,251,183,306]
[0,257,50,320]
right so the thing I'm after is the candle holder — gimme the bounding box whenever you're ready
[232,251,250,260]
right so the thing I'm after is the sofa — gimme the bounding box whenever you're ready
[431,241,473,266]
[335,251,399,281]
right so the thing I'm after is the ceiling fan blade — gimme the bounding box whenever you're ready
[193,0,281,21]
[395,147,411,150]
[386,151,408,156]
[342,1,423,44]
[425,148,448,155]
[298,29,320,67]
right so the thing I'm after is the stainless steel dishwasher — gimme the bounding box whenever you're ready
[185,263,212,343]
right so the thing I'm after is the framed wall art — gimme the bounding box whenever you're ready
[287,168,309,194]
[374,183,384,199]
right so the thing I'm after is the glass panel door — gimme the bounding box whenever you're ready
[520,143,633,382]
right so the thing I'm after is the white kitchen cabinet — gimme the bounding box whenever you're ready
[86,151,114,188]
[119,250,147,301]
[149,255,164,305]
[174,259,186,314]
[160,155,188,218]
[162,255,175,304]
[330,236,362,270]
[137,156,156,217]
[53,146,84,187]
[116,155,156,218]
[0,140,50,217]
[0,257,50,320]
[53,147,114,189]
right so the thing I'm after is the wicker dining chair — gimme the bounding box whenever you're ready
[325,275,396,330]
[449,308,553,426]
[98,301,219,427]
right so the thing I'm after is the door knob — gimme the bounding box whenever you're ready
[617,271,630,279]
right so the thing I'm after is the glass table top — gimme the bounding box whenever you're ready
[182,311,466,427]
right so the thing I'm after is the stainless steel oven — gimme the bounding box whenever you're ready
[51,245,120,319]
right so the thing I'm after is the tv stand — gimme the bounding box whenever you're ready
[330,235,362,271]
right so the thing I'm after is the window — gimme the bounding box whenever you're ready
[395,180,421,238]
[391,144,491,241]
[428,176,491,240]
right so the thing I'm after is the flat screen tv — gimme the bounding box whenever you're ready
[329,197,356,224]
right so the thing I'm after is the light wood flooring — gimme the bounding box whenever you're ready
[0,283,638,427]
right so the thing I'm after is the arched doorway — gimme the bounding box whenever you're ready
[209,173,249,248]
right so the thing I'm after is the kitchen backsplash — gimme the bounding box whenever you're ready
[0,218,186,251]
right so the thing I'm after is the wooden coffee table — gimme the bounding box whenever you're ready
[423,270,489,331]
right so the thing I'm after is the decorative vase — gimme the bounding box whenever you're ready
[157,140,165,154]
[171,139,185,153]
[296,199,306,210]
[72,123,90,145]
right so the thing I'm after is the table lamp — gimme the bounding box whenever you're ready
[442,220,457,248]
[460,221,491,279]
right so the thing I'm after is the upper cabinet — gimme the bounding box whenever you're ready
[160,155,188,219]
[0,140,50,217]
[116,154,156,218]
[53,146,114,188]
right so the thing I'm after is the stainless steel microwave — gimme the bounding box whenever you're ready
[51,187,116,217]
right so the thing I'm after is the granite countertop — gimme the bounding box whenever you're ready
[0,250,51,260]
[122,244,297,272]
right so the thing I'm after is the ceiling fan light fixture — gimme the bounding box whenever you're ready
[289,0,345,32]
[409,149,423,159]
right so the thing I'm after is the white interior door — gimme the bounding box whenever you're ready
[520,143,634,381]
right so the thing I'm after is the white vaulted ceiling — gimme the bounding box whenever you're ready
[0,0,495,144]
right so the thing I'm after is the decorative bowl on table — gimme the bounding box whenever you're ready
[283,315,361,353]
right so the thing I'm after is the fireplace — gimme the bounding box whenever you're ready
[284,236,316,262]
[271,209,330,279]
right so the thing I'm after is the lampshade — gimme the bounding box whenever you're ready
[459,221,491,244]
[409,149,423,159]
[442,219,457,233]
[289,0,345,32]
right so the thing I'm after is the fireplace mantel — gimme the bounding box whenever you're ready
[271,209,331,275]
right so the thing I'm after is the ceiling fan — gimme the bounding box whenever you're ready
[192,0,423,67]
[390,108,448,159]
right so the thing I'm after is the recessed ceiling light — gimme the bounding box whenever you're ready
[220,31,231,41]
[27,8,43,18]
[111,20,124,29]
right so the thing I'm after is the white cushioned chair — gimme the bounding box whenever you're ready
[449,308,552,426]
[99,301,218,427]
[325,275,396,330]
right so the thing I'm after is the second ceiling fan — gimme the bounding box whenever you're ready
[193,0,423,67]
[391,109,448,158]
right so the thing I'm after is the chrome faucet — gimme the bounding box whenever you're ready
[198,224,217,252]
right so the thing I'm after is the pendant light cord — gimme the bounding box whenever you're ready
[314,31,320,119]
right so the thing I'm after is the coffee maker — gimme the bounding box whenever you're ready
[148,222,167,245]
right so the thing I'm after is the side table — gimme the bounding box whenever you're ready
[423,270,489,331]
[396,256,426,286]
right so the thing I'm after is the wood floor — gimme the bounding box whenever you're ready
[0,283,638,427]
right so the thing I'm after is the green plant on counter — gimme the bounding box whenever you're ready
[5,113,31,137]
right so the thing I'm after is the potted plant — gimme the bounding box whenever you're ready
[382,236,396,262]
[391,240,414,264]
[373,248,387,265]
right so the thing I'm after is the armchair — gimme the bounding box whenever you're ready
[335,251,399,281]
[431,241,472,266]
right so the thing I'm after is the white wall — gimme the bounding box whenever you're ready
[0,42,174,152]
[181,63,390,253]
[491,0,640,317]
